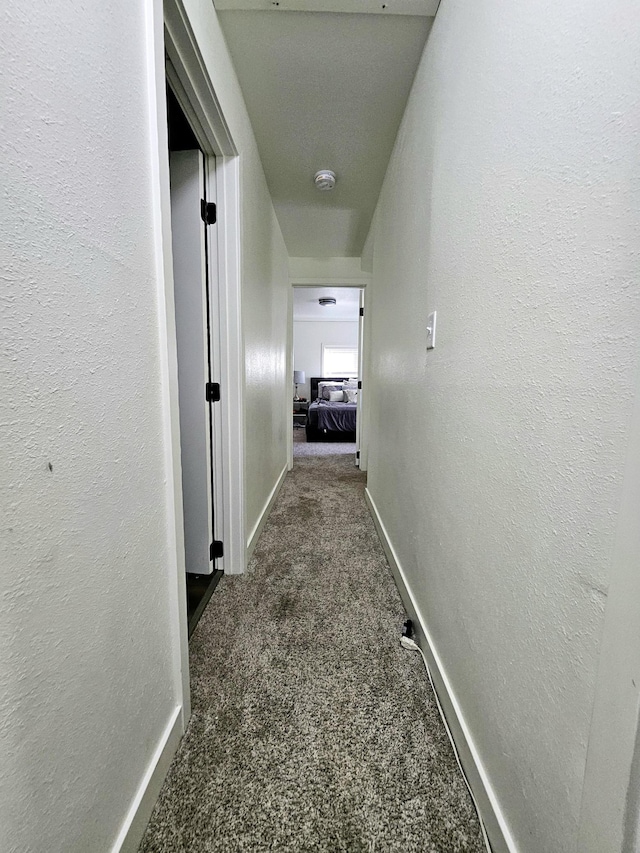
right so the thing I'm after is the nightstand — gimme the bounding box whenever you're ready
[293,400,308,428]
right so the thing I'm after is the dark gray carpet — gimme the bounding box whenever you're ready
[139,454,485,852]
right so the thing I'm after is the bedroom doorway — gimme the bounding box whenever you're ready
[292,286,365,465]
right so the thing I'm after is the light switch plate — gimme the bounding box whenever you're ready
[426,311,436,349]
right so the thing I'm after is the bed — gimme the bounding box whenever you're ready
[305,376,358,442]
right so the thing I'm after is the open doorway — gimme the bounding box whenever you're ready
[166,84,223,636]
[292,286,364,464]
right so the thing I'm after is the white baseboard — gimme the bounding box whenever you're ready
[112,705,184,853]
[365,488,518,853]
[246,464,288,565]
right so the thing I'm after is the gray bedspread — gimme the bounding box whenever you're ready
[308,400,357,433]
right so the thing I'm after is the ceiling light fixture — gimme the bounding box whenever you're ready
[319,297,337,306]
[314,170,336,191]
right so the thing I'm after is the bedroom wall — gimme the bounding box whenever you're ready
[364,0,640,851]
[181,0,290,558]
[293,320,359,401]
[1,1,183,850]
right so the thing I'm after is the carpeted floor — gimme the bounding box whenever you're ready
[293,426,355,457]
[139,453,486,853]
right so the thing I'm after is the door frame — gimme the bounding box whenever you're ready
[289,279,370,472]
[355,288,365,465]
[168,148,215,577]
[165,7,245,579]
[148,0,245,725]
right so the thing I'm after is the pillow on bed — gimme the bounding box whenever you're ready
[328,389,345,402]
[320,382,343,400]
[343,378,358,390]
[344,388,358,404]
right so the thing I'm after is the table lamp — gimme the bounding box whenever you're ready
[293,370,305,401]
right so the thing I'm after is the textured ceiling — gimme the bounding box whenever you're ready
[217,9,432,257]
[293,286,361,320]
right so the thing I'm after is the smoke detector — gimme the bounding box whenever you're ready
[319,297,336,306]
[314,170,336,191]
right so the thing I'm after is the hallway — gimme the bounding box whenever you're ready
[5,0,639,850]
[139,452,485,852]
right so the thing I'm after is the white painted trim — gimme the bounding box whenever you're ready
[287,287,294,472]
[205,156,224,573]
[112,705,183,853]
[146,0,191,723]
[246,464,288,565]
[165,1,246,575]
[294,317,361,323]
[357,286,368,472]
[355,288,364,468]
[365,488,518,853]
[164,1,236,156]
[212,155,246,574]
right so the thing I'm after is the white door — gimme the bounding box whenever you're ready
[170,149,215,575]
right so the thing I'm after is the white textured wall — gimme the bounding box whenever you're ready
[182,0,290,546]
[293,320,359,400]
[0,1,181,850]
[289,256,367,282]
[365,0,640,851]
[241,207,289,536]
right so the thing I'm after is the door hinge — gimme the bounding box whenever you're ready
[201,200,217,225]
[359,306,364,316]
[206,382,220,402]
[356,450,360,460]
[357,381,362,390]
[210,540,224,560]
